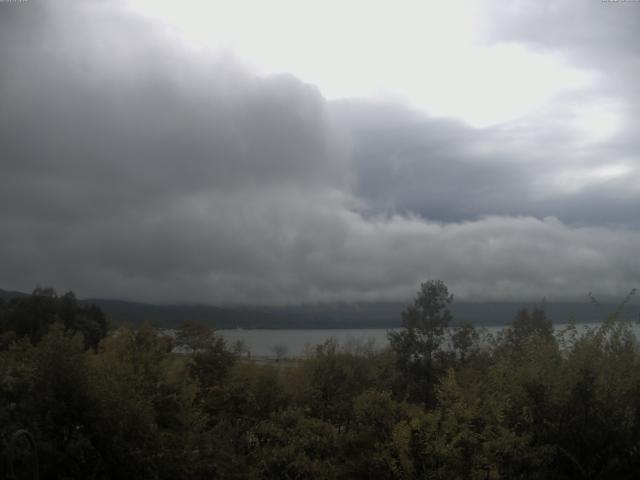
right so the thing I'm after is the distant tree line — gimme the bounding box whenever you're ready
[0,287,108,349]
[1,283,640,479]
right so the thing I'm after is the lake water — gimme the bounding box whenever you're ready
[217,322,640,358]
[219,328,393,357]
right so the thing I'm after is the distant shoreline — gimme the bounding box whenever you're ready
[3,288,637,330]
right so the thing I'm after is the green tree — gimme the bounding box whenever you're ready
[25,327,101,479]
[177,322,236,391]
[89,325,203,479]
[451,322,480,365]
[299,339,373,428]
[176,320,214,353]
[505,306,553,350]
[388,280,453,407]
[252,408,338,480]
[0,288,107,350]
[341,389,414,479]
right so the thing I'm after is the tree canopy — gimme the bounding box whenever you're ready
[2,283,640,479]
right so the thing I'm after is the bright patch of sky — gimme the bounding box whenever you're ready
[126,0,595,128]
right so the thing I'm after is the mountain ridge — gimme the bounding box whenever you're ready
[2,288,637,329]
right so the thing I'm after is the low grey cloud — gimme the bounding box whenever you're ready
[331,97,640,228]
[477,0,640,71]
[0,0,639,304]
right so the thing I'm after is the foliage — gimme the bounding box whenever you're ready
[388,280,454,407]
[0,287,108,349]
[2,283,640,479]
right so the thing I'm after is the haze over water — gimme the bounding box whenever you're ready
[218,322,640,358]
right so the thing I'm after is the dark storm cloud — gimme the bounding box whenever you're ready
[331,98,640,227]
[0,0,639,304]
[0,0,350,301]
[329,101,531,222]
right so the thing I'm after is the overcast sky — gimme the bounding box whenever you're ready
[1,0,639,304]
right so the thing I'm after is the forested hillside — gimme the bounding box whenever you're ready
[2,288,635,329]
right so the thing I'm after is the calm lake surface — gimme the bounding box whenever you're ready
[217,322,640,358]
